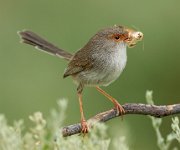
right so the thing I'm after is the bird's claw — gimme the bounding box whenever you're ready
[114,102,125,117]
[81,119,89,134]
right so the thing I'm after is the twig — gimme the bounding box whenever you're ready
[62,103,180,137]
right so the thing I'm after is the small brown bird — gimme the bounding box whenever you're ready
[18,25,143,133]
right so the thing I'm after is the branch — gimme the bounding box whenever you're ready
[62,103,180,137]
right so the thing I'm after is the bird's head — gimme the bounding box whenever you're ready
[92,25,143,49]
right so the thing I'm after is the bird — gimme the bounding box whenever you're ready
[18,25,143,133]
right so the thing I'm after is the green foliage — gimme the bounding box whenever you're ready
[146,91,180,150]
[0,99,129,150]
[171,117,180,143]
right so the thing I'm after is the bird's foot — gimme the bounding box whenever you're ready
[114,101,125,116]
[81,119,89,134]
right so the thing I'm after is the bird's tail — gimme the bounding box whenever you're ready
[18,30,73,61]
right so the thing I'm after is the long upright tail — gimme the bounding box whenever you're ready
[18,30,73,61]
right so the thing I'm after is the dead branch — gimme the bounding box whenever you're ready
[62,103,180,137]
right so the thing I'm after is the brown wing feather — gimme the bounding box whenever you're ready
[63,49,93,78]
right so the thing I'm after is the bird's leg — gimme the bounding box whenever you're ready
[77,84,88,133]
[95,86,125,116]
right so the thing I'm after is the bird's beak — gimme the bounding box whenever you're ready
[124,28,143,48]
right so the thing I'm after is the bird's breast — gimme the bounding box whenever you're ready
[74,44,127,86]
[97,45,127,86]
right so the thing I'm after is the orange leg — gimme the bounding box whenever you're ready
[78,92,88,133]
[96,86,125,116]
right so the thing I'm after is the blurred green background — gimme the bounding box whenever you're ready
[0,0,180,149]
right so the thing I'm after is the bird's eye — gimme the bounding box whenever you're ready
[114,35,120,40]
[110,34,122,41]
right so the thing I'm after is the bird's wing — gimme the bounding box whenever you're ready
[63,50,93,78]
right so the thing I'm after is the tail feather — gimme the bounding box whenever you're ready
[18,30,73,61]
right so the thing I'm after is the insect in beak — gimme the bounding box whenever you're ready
[124,28,143,48]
